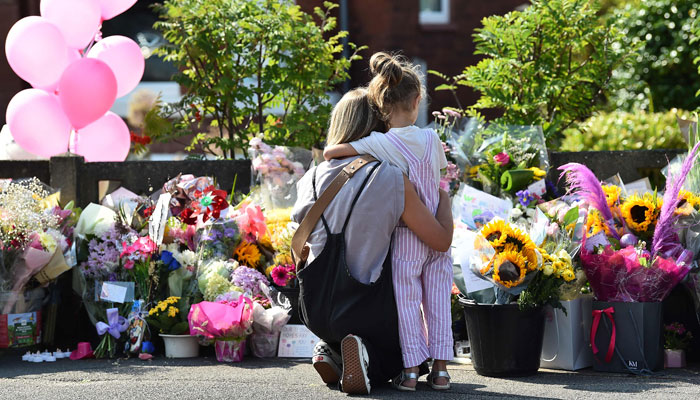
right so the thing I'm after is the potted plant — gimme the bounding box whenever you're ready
[664,322,693,368]
[147,296,198,358]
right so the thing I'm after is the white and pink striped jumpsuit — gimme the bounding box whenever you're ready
[386,130,454,368]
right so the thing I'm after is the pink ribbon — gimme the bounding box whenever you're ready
[591,307,616,363]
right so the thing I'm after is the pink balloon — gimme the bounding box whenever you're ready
[58,58,117,129]
[5,16,70,88]
[41,0,101,49]
[74,112,130,162]
[6,89,72,158]
[97,0,137,21]
[32,48,82,94]
[88,36,144,98]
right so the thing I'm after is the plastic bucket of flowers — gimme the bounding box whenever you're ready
[458,217,582,376]
[460,299,545,376]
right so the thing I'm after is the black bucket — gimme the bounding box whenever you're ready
[460,299,545,377]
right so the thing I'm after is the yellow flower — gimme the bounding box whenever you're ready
[234,241,262,268]
[676,190,696,216]
[561,269,576,282]
[503,226,535,253]
[602,185,622,208]
[528,167,546,181]
[167,306,179,318]
[468,165,482,179]
[621,194,659,233]
[542,263,554,276]
[492,250,527,288]
[265,265,276,277]
[480,219,509,250]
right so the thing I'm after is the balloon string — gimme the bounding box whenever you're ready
[69,129,77,154]
[84,24,103,56]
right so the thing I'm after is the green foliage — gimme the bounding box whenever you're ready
[560,109,690,151]
[147,0,363,158]
[432,0,636,147]
[610,1,700,112]
[518,273,566,313]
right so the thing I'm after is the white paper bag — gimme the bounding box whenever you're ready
[540,296,594,370]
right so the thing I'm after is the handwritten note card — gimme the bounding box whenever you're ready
[277,324,320,358]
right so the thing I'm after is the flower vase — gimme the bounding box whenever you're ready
[664,349,686,368]
[160,334,199,358]
[215,338,246,362]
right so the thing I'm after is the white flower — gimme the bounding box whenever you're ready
[75,203,117,237]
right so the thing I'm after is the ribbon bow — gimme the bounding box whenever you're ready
[591,307,616,363]
[96,308,129,339]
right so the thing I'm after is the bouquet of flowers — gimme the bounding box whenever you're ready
[467,218,578,310]
[259,207,297,288]
[431,108,465,196]
[466,125,549,198]
[664,322,693,351]
[249,284,291,357]
[248,137,307,209]
[559,142,700,302]
[0,178,74,314]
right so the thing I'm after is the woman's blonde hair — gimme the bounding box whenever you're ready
[326,88,384,146]
[367,52,425,123]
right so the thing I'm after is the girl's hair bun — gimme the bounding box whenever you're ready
[369,52,403,87]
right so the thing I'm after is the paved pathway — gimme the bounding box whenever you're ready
[0,353,698,399]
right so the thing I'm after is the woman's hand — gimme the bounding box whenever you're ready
[400,176,453,252]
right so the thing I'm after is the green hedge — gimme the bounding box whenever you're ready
[560,109,689,151]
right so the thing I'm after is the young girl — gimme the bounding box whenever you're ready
[324,52,453,391]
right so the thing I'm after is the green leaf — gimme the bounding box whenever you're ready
[562,206,579,227]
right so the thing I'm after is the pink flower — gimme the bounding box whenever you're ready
[235,203,267,241]
[271,265,290,286]
[493,152,510,166]
[123,259,135,270]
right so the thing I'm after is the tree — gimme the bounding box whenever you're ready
[146,0,363,158]
[432,0,636,147]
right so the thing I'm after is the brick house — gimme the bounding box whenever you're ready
[0,0,525,128]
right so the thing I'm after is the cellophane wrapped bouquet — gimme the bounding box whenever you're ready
[559,142,700,303]
[467,217,579,310]
[461,124,550,198]
[0,178,75,317]
[248,137,307,209]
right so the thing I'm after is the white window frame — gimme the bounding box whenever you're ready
[419,0,450,25]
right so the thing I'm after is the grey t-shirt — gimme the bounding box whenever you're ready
[292,156,405,284]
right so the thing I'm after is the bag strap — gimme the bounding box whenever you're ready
[291,155,377,265]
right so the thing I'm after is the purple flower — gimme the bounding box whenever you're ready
[516,190,536,207]
[230,266,269,296]
[493,152,510,166]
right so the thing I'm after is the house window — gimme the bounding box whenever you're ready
[419,0,450,24]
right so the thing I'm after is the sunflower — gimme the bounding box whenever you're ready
[585,210,605,237]
[234,241,262,268]
[502,226,534,253]
[480,219,509,249]
[492,250,527,288]
[602,185,622,208]
[676,190,697,216]
[621,194,659,233]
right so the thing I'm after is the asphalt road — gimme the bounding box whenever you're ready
[0,353,699,399]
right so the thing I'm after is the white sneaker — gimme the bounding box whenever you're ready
[312,341,342,384]
[340,334,371,395]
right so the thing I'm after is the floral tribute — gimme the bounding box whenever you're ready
[560,142,700,302]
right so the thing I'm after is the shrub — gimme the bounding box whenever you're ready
[432,0,636,147]
[560,109,690,151]
[609,0,700,112]
[146,0,363,158]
